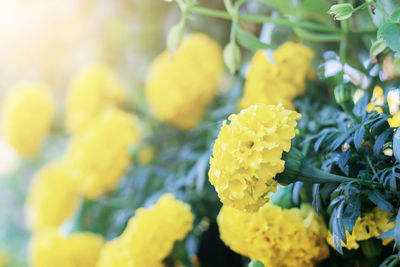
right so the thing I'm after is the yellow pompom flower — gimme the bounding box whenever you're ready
[366,86,384,114]
[146,33,223,130]
[1,83,54,157]
[66,64,126,134]
[30,229,104,267]
[218,203,329,267]
[97,194,194,267]
[25,161,80,232]
[387,89,400,128]
[209,104,301,212]
[65,108,140,198]
[326,207,394,250]
[239,42,314,110]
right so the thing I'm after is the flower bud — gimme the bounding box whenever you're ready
[167,24,184,53]
[334,85,352,105]
[328,3,354,20]
[223,42,241,74]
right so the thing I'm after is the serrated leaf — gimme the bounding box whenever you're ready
[368,191,395,213]
[378,22,400,53]
[370,38,387,59]
[236,28,273,51]
[394,128,400,162]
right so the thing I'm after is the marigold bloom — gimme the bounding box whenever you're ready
[146,33,223,130]
[218,203,329,267]
[66,64,126,134]
[65,109,140,198]
[209,104,301,212]
[97,194,194,267]
[30,230,104,267]
[366,86,384,114]
[387,89,400,128]
[1,83,54,157]
[25,161,80,232]
[239,42,314,110]
[326,207,394,250]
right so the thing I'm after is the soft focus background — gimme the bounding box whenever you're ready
[0,0,229,265]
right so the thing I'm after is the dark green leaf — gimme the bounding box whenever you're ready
[394,209,400,249]
[368,191,395,213]
[312,184,321,214]
[378,22,400,53]
[374,128,392,155]
[343,195,360,234]
[236,28,273,51]
[394,128,400,162]
[353,92,369,118]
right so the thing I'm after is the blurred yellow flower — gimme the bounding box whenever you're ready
[97,194,194,267]
[366,86,384,114]
[218,203,329,267]
[25,161,80,232]
[1,83,54,157]
[146,33,223,130]
[65,108,140,199]
[0,250,8,267]
[239,42,314,110]
[66,64,126,134]
[387,89,400,128]
[326,207,394,250]
[209,104,301,212]
[30,229,104,267]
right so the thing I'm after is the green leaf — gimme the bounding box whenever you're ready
[368,191,395,213]
[369,38,387,59]
[394,209,400,249]
[255,0,289,13]
[249,260,264,267]
[394,127,400,162]
[378,22,400,53]
[236,28,273,51]
[392,8,400,21]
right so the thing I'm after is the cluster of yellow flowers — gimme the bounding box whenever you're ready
[1,83,54,157]
[218,203,329,267]
[209,104,301,212]
[65,108,140,198]
[29,229,105,267]
[326,207,394,250]
[97,194,194,267]
[239,42,314,110]
[367,86,400,128]
[66,64,127,134]
[146,33,224,130]
[25,161,80,231]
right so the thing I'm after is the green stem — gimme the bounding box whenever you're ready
[293,28,343,42]
[188,6,341,33]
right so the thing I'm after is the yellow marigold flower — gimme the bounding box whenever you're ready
[209,104,301,212]
[97,194,194,267]
[66,64,126,134]
[65,109,140,198]
[218,203,329,267]
[30,229,104,267]
[25,161,80,232]
[1,83,54,157]
[239,42,314,110]
[366,86,384,114]
[387,89,400,128]
[146,33,223,130]
[326,207,394,250]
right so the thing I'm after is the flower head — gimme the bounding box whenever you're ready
[209,104,301,212]
[239,42,314,110]
[326,207,394,250]
[1,83,54,157]
[146,33,223,130]
[29,229,104,267]
[218,203,329,267]
[66,64,126,134]
[25,161,80,232]
[366,86,384,114]
[96,194,194,267]
[387,89,400,128]
[65,108,140,198]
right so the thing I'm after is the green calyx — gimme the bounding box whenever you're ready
[275,147,379,188]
